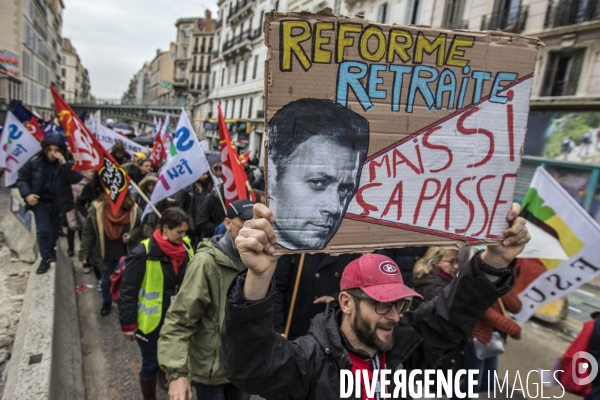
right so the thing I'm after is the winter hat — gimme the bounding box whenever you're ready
[41,133,67,150]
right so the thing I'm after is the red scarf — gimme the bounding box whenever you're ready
[153,230,187,275]
[348,351,388,399]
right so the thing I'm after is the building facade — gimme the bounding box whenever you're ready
[173,11,216,103]
[123,62,150,103]
[59,37,90,102]
[147,43,177,104]
[0,0,66,119]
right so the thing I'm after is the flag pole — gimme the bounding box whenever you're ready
[207,167,227,214]
[284,253,306,339]
[129,180,162,218]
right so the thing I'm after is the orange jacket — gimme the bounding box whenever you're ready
[470,290,522,344]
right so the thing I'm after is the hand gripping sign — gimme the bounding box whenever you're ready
[263,9,541,252]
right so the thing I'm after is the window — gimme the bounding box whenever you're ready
[183,46,188,58]
[239,98,244,118]
[441,0,466,29]
[231,99,236,119]
[274,1,279,11]
[224,100,228,117]
[61,67,66,77]
[377,3,389,23]
[212,71,216,89]
[22,51,33,77]
[180,67,186,79]
[541,49,586,97]
[243,59,248,81]
[228,65,232,84]
[248,98,253,118]
[405,0,421,24]
[235,62,239,83]
[191,74,196,89]
[199,56,204,71]
[221,68,225,86]
[252,55,259,79]
[334,0,342,15]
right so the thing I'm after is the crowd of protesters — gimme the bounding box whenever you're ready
[14,129,592,400]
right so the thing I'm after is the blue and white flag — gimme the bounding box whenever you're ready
[0,112,42,186]
[142,110,209,220]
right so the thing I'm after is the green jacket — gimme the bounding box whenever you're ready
[79,200,142,270]
[158,238,241,385]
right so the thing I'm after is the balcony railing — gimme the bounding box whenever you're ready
[442,19,468,29]
[222,28,260,53]
[227,0,256,22]
[481,5,529,33]
[544,0,600,28]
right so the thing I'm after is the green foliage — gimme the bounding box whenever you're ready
[543,112,600,159]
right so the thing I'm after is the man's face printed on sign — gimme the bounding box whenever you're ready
[268,99,369,251]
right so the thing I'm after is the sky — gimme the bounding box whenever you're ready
[62,0,218,99]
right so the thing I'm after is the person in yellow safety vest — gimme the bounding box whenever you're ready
[119,207,194,400]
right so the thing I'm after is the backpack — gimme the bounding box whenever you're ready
[559,319,595,397]
[109,256,127,303]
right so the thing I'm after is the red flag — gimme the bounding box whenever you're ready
[239,150,251,166]
[149,133,167,168]
[50,87,129,214]
[218,105,255,207]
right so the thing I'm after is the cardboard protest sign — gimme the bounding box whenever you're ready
[264,9,541,253]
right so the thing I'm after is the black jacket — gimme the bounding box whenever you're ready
[220,255,514,400]
[411,273,451,310]
[174,183,207,237]
[118,236,190,332]
[273,253,358,339]
[16,155,82,214]
[195,190,225,239]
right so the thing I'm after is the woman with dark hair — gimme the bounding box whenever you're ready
[79,192,142,315]
[118,208,194,400]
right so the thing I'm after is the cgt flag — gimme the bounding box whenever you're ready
[513,167,600,323]
[50,87,129,214]
[150,120,167,168]
[0,112,42,186]
[218,105,255,207]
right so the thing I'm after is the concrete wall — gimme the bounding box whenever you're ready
[2,244,84,399]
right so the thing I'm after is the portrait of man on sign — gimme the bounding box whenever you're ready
[267,99,370,250]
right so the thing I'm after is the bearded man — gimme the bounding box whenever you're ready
[219,203,530,399]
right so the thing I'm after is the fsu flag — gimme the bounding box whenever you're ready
[50,87,129,214]
[11,102,45,142]
[218,105,255,207]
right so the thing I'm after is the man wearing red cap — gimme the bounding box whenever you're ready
[220,203,530,399]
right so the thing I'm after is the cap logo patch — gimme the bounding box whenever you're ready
[379,262,399,276]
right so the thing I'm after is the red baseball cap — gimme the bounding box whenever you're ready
[340,254,423,302]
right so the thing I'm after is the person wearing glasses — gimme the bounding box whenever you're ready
[219,203,530,400]
[410,247,460,310]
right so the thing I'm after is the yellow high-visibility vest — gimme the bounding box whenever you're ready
[137,236,193,334]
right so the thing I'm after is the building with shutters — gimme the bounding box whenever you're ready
[59,38,90,103]
[0,0,67,119]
